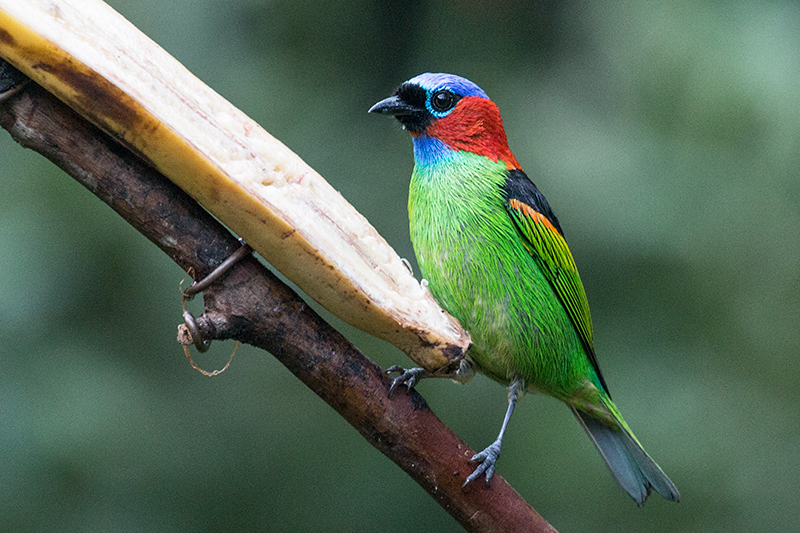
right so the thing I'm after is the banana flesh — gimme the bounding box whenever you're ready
[0,0,470,370]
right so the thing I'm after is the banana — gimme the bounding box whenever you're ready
[0,0,470,370]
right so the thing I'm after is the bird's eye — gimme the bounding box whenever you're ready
[430,90,457,113]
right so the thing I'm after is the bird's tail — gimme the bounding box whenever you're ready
[571,406,680,506]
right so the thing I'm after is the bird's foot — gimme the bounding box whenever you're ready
[463,439,502,487]
[386,365,427,395]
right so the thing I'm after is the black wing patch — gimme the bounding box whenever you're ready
[501,168,564,236]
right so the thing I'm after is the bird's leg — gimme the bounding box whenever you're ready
[463,377,523,487]
[386,358,474,395]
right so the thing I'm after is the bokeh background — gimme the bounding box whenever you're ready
[2,1,799,531]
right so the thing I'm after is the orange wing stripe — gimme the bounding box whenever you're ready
[509,198,560,235]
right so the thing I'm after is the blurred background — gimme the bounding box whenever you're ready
[1,0,798,531]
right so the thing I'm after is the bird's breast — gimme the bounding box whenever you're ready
[407,150,587,389]
[408,153,530,351]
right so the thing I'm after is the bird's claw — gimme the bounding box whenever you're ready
[386,365,426,395]
[462,441,502,488]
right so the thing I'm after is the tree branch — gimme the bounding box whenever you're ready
[0,71,557,533]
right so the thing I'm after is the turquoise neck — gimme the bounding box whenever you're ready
[411,135,455,168]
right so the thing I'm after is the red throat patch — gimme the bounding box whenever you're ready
[426,96,521,170]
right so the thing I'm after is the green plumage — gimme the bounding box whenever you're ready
[370,72,678,504]
[410,151,677,504]
[410,151,595,397]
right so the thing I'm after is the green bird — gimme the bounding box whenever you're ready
[369,73,679,505]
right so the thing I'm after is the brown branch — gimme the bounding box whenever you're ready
[0,72,557,533]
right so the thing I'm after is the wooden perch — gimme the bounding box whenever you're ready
[0,71,556,533]
[0,1,557,529]
[0,0,470,371]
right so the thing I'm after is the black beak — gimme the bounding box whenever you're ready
[368,95,417,116]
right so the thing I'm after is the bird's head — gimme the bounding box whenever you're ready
[369,73,519,169]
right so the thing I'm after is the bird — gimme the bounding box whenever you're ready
[369,72,679,505]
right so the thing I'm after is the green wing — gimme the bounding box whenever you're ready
[505,194,609,394]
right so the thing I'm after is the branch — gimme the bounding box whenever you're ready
[0,72,557,533]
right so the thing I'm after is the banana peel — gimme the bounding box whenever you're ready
[0,0,470,370]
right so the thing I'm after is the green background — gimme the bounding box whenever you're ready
[2,1,798,531]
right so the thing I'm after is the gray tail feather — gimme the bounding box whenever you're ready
[571,408,680,506]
